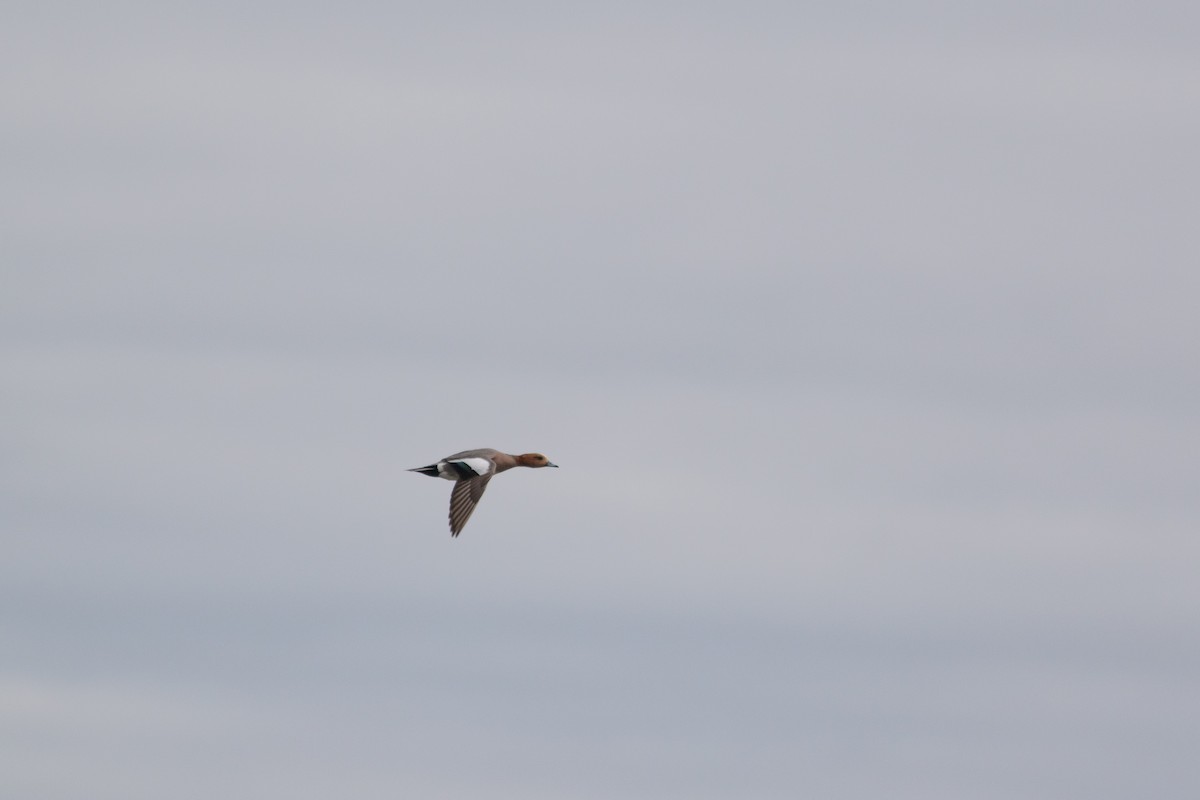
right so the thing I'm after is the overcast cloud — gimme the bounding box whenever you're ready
[3,2,1199,798]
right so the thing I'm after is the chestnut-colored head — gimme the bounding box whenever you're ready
[517,453,558,468]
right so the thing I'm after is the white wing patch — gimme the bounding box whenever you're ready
[438,457,491,478]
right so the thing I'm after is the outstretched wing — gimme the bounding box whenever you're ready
[448,474,493,537]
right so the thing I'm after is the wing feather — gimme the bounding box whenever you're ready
[448,474,492,537]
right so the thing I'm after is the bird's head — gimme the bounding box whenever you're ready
[517,453,558,468]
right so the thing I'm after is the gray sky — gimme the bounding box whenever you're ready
[3,2,1199,798]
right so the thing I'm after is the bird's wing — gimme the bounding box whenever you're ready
[448,474,493,537]
[443,457,492,478]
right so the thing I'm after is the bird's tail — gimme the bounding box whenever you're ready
[409,464,441,477]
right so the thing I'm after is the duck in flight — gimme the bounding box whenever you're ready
[409,448,558,537]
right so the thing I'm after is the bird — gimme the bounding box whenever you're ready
[409,448,558,537]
